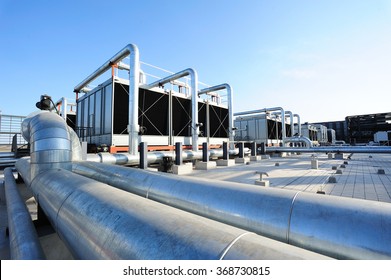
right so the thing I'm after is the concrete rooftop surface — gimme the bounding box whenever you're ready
[185,153,391,203]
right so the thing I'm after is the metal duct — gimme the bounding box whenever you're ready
[234,107,286,145]
[18,167,328,260]
[198,84,234,149]
[144,68,199,151]
[72,161,391,259]
[73,44,140,155]
[4,168,45,260]
[21,111,77,179]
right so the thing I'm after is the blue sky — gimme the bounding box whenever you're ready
[1,0,390,122]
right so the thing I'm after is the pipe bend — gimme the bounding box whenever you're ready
[74,43,139,93]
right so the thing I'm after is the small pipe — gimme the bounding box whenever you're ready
[4,168,45,260]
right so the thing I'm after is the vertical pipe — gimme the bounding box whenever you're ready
[169,90,173,146]
[145,68,198,151]
[128,46,140,155]
[139,142,147,169]
[251,142,257,156]
[260,142,266,155]
[202,142,209,162]
[72,44,140,155]
[198,84,234,149]
[222,142,228,160]
[206,101,210,145]
[294,113,301,136]
[175,142,182,165]
[238,142,244,158]
[285,111,294,138]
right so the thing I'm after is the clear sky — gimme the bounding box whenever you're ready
[1,0,390,123]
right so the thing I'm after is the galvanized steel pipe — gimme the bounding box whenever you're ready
[285,136,313,147]
[73,44,140,155]
[87,148,241,165]
[21,111,75,179]
[4,168,45,260]
[265,146,391,154]
[145,68,199,151]
[198,83,234,149]
[19,167,327,260]
[72,161,391,259]
[293,113,301,136]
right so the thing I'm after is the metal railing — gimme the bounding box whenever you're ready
[0,114,27,146]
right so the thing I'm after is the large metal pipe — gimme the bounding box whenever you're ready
[86,148,244,165]
[21,111,75,179]
[144,68,199,151]
[4,168,45,259]
[15,112,329,260]
[293,113,301,136]
[198,84,234,149]
[72,160,391,259]
[234,107,286,145]
[16,166,328,260]
[285,111,294,137]
[73,44,140,155]
[265,146,391,154]
[285,136,313,147]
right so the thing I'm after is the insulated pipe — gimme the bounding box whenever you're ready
[21,111,75,179]
[73,44,140,155]
[285,136,313,148]
[144,68,199,151]
[234,107,286,145]
[117,62,146,84]
[285,111,294,137]
[272,111,310,147]
[265,146,391,154]
[198,84,234,150]
[72,161,391,259]
[86,148,245,165]
[293,113,301,136]
[4,168,45,259]
[17,167,328,260]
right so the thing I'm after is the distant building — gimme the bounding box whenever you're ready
[346,112,391,145]
[315,112,391,145]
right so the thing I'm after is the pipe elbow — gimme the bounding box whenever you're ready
[184,67,198,81]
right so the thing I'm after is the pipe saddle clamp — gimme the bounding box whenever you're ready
[255,171,269,181]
